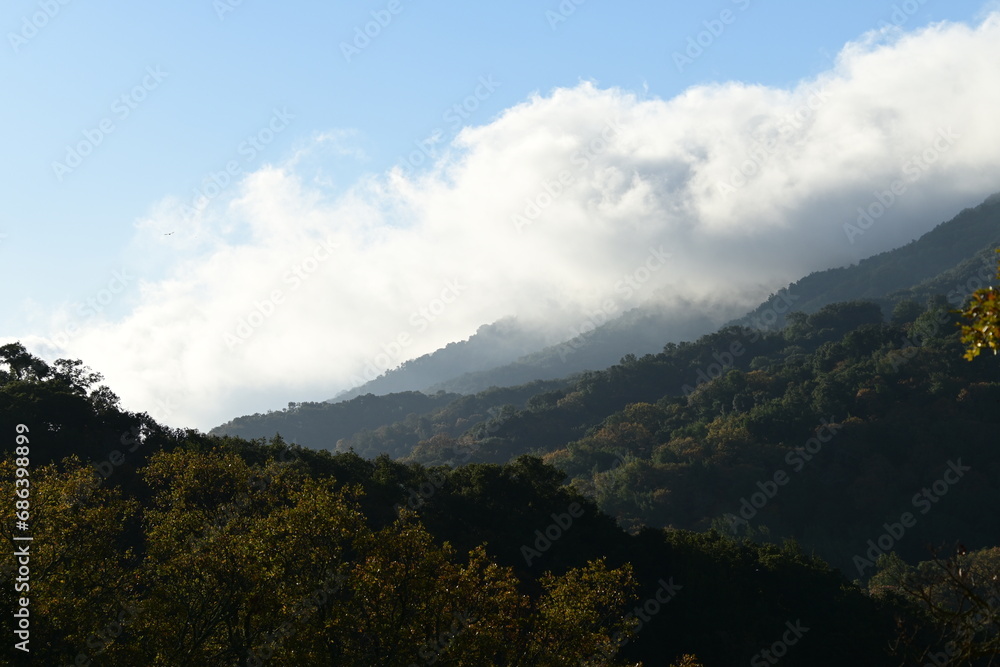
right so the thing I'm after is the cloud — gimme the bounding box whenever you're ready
[34,11,1000,430]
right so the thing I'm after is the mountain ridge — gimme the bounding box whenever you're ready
[211,191,1000,459]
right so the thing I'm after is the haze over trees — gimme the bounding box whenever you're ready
[2,193,999,665]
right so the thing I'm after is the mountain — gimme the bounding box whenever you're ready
[423,303,721,395]
[210,390,461,446]
[329,303,725,404]
[332,194,1000,406]
[440,296,1000,577]
[0,340,947,666]
[327,317,553,402]
[213,191,1000,457]
[735,191,1000,329]
[7,193,1000,666]
[210,379,575,451]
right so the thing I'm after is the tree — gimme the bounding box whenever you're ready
[807,301,884,339]
[135,448,363,664]
[959,250,1000,360]
[873,547,1000,665]
[668,656,704,667]
[12,447,646,666]
[0,342,50,383]
[891,299,926,326]
[0,456,140,665]
[526,559,639,666]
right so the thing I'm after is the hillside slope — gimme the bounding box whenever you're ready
[327,318,553,402]
[736,192,1000,328]
[214,193,1000,459]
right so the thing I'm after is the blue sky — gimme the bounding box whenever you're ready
[3,0,1000,428]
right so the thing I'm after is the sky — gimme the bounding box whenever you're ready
[3,0,1000,430]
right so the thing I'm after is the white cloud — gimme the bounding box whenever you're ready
[35,12,1000,430]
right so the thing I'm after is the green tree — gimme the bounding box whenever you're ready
[891,299,926,326]
[0,456,139,665]
[873,547,1000,665]
[959,250,1000,360]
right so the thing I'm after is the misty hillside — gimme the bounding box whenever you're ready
[211,379,574,446]
[424,304,721,396]
[331,193,1000,405]
[12,4,1000,665]
[212,192,1000,452]
[6,194,999,665]
[210,390,460,446]
[4,339,972,666]
[736,192,1000,329]
[330,303,722,404]
[6,239,998,664]
[327,318,553,402]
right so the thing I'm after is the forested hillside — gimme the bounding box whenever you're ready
[211,379,573,453]
[424,305,720,397]
[2,340,998,665]
[10,0,1000,664]
[328,303,720,404]
[327,318,554,402]
[211,390,462,447]
[737,192,1000,329]
[216,192,1000,457]
[4,197,999,665]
